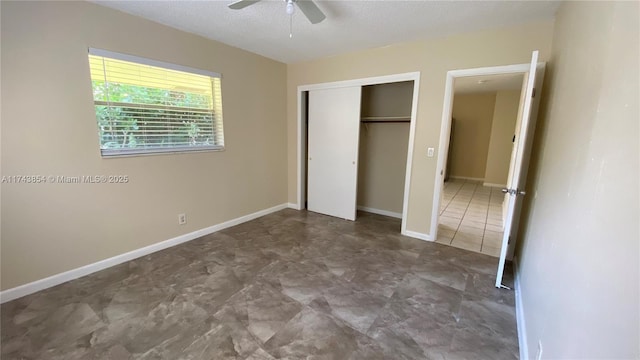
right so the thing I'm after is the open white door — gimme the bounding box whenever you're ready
[495,51,546,288]
[307,86,361,220]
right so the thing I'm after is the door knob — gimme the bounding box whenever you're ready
[502,188,526,196]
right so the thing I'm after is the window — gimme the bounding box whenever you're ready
[88,48,224,157]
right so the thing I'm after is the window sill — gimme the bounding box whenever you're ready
[100,146,225,158]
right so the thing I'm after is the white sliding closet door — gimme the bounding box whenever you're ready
[308,86,362,221]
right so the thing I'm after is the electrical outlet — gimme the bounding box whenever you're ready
[536,340,543,360]
[178,213,187,225]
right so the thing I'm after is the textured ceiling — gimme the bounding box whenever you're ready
[92,0,560,64]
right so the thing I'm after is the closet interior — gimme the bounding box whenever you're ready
[357,81,413,218]
[304,80,414,222]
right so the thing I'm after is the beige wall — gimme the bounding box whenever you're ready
[287,21,554,236]
[449,93,496,179]
[357,82,413,214]
[0,2,287,290]
[516,1,639,358]
[484,90,521,185]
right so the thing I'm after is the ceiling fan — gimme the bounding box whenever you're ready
[228,0,326,24]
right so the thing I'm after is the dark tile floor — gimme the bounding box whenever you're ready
[0,209,518,359]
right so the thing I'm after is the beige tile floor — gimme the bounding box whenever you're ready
[437,179,505,257]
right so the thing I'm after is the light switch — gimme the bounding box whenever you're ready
[427,147,435,157]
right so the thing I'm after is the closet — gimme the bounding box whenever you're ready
[307,80,414,221]
[357,81,413,218]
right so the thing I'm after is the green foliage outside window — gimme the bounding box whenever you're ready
[92,81,216,151]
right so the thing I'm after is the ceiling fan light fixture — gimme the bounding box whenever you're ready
[287,0,294,38]
[228,0,326,24]
[228,0,325,39]
[286,0,295,15]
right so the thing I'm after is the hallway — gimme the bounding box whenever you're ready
[437,179,505,257]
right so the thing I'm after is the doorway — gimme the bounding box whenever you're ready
[438,74,525,257]
[431,52,546,288]
[296,72,421,236]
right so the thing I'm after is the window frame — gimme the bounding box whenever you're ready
[88,48,225,158]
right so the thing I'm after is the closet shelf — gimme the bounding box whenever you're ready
[360,116,411,123]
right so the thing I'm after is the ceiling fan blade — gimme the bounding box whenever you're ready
[295,0,326,24]
[228,0,261,10]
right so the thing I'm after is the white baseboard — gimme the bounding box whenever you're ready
[513,256,529,360]
[357,206,402,219]
[0,203,289,304]
[483,182,506,188]
[287,202,301,210]
[402,229,433,242]
[449,176,484,182]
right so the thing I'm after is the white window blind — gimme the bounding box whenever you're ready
[88,48,224,157]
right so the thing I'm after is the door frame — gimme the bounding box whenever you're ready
[431,63,533,244]
[296,72,421,235]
